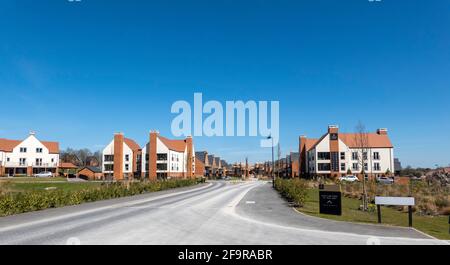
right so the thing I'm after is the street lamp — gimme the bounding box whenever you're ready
[268,135,274,188]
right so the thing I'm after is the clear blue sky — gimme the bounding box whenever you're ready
[1,0,449,168]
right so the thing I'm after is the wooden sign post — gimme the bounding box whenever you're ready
[375,197,415,227]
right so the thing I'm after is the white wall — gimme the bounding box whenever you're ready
[3,135,59,168]
[307,133,394,176]
[102,139,133,173]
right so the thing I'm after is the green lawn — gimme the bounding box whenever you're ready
[298,189,450,240]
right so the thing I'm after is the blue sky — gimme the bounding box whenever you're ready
[0,0,449,167]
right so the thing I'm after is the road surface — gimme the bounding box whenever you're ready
[0,181,446,245]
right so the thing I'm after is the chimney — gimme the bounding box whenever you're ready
[377,128,388,135]
[186,136,193,178]
[29,131,36,136]
[148,130,159,181]
[113,132,124,180]
[328,125,339,134]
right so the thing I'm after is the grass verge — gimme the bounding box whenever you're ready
[298,189,450,240]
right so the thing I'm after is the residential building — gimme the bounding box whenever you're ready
[141,131,195,180]
[299,125,394,179]
[78,166,103,180]
[0,132,59,177]
[102,133,142,180]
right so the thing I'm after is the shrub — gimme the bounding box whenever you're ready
[0,178,198,217]
[275,178,308,207]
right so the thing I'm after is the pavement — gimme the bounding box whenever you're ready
[0,181,447,245]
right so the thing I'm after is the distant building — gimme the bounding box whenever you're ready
[141,131,195,180]
[394,158,402,175]
[102,133,141,180]
[0,132,59,177]
[299,125,395,179]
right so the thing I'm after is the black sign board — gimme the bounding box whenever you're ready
[319,191,342,216]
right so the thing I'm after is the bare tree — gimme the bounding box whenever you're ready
[354,121,369,211]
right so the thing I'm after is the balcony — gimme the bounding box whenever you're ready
[32,162,58,168]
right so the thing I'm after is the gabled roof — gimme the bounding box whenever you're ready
[0,138,59,153]
[158,135,187,152]
[307,132,393,150]
[79,166,102,173]
[304,138,319,151]
[339,133,393,148]
[59,162,78,169]
[124,138,141,151]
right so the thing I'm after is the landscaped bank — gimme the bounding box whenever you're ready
[274,178,450,240]
[0,178,201,217]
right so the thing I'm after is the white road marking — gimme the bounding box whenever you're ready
[0,183,213,233]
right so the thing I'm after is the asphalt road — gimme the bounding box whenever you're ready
[0,181,446,245]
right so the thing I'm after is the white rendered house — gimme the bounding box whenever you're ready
[299,125,394,179]
[0,132,59,177]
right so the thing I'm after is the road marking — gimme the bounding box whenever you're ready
[223,183,447,245]
[246,201,256,204]
[0,183,213,233]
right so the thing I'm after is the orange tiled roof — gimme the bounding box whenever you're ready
[124,138,141,151]
[158,136,187,152]
[0,138,59,153]
[339,133,393,148]
[59,162,78,169]
[304,138,319,151]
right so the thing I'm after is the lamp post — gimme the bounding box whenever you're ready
[268,135,275,188]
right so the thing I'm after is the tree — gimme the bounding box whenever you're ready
[354,121,369,211]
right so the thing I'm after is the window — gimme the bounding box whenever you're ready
[341,163,346,171]
[35,158,42,166]
[20,158,26,166]
[125,154,129,162]
[157,163,167,170]
[125,164,129,171]
[104,155,114,162]
[36,148,43,153]
[318,163,331,171]
[6,157,10,162]
[317,152,330,160]
[157,153,168,161]
[364,163,368,171]
[340,152,345,160]
[331,152,339,171]
[373,152,380,160]
[20,147,27,153]
[104,164,114,171]
[51,158,54,163]
[374,163,381,171]
[363,152,368,160]
[352,163,359,171]
[330,133,338,140]
[352,152,358,160]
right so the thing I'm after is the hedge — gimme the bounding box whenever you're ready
[0,178,201,217]
[274,178,308,207]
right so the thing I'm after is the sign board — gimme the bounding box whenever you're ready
[375,197,415,206]
[319,191,342,216]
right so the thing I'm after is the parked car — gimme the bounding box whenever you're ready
[34,171,53,178]
[339,175,360,182]
[376,176,394,184]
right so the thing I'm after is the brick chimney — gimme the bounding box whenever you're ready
[113,132,124,180]
[186,136,193,178]
[377,128,388,135]
[299,135,307,175]
[328,125,339,134]
[149,131,158,181]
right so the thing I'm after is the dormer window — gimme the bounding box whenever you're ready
[20,147,27,153]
